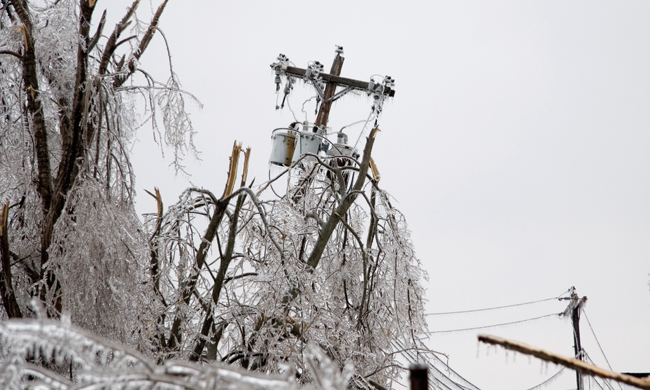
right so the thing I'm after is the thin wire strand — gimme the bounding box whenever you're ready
[557,287,572,298]
[426,297,560,316]
[353,109,375,150]
[590,377,608,390]
[584,350,619,390]
[583,310,617,374]
[524,367,566,390]
[285,91,299,123]
[429,313,559,334]
[300,95,318,121]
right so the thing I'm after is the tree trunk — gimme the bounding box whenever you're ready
[0,202,22,318]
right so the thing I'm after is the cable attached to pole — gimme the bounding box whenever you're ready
[429,313,560,334]
[426,297,561,317]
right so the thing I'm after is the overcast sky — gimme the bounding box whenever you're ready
[114,1,650,389]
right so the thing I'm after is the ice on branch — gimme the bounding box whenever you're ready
[0,318,352,390]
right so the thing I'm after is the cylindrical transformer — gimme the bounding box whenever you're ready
[291,130,322,164]
[269,129,296,166]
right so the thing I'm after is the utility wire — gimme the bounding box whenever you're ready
[523,367,566,390]
[429,313,559,334]
[426,297,560,316]
[584,351,619,390]
[392,339,480,390]
[589,376,608,390]
[583,310,617,375]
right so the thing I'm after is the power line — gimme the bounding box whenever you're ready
[429,313,559,334]
[425,297,561,316]
[584,350,619,390]
[391,338,481,390]
[524,367,566,390]
[583,310,617,375]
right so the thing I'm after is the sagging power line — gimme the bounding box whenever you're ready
[425,296,562,317]
[429,313,560,334]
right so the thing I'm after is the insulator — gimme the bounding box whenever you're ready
[336,132,348,145]
[275,75,281,91]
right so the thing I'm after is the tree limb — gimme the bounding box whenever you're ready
[99,0,139,75]
[114,0,169,88]
[0,50,23,60]
[478,334,650,390]
[0,201,21,317]
[9,0,53,213]
[306,127,380,269]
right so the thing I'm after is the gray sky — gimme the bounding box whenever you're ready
[121,1,650,388]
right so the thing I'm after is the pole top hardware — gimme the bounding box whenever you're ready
[270,52,396,100]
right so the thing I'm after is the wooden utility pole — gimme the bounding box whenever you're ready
[315,52,344,128]
[560,286,588,390]
[409,364,429,390]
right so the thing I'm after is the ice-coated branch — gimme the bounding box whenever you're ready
[306,127,380,269]
[99,0,139,75]
[0,201,21,317]
[114,0,170,88]
[226,186,284,258]
[0,50,23,60]
[0,317,362,390]
[8,0,54,213]
[478,334,650,390]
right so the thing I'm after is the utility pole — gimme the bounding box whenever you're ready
[409,364,428,390]
[561,286,588,390]
[271,47,396,132]
[315,50,344,128]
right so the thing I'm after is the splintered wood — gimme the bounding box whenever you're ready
[478,334,650,390]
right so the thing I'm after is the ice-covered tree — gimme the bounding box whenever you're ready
[0,0,195,344]
[144,131,429,389]
[0,1,431,388]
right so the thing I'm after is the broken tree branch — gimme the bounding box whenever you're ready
[478,334,650,390]
[306,127,380,269]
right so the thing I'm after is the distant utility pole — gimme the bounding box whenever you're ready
[560,286,588,390]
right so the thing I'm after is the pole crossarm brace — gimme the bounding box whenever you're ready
[478,334,650,390]
[282,66,396,98]
[560,292,587,318]
[270,50,396,128]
